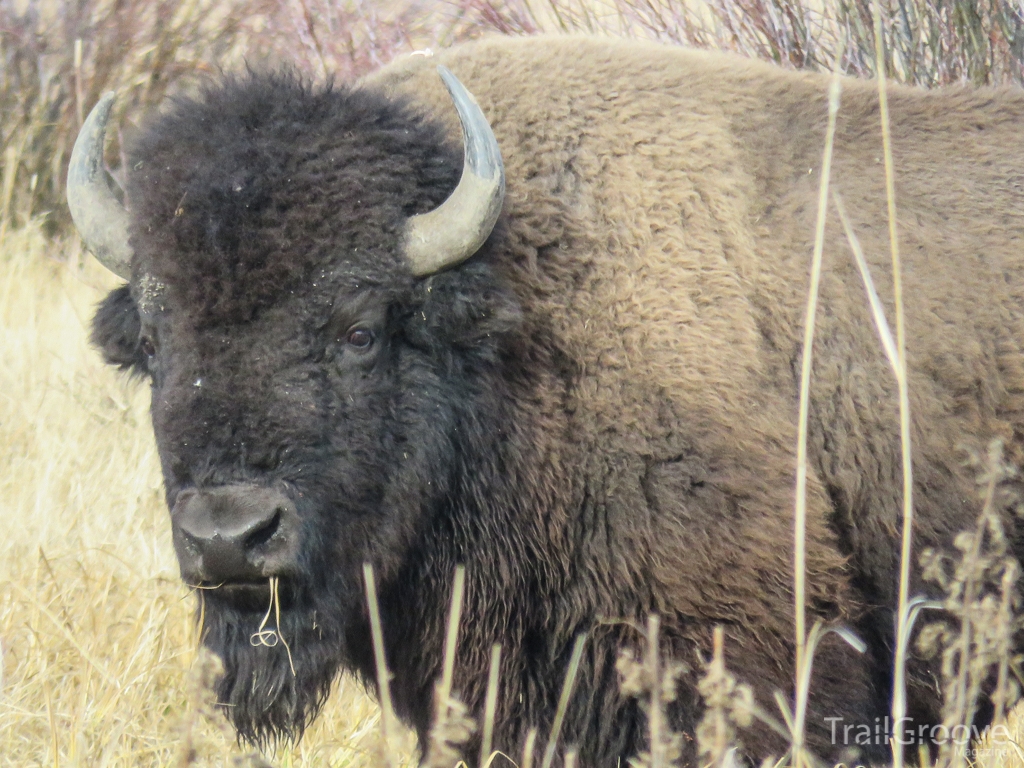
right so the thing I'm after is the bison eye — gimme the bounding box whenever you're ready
[346,327,374,349]
[140,336,156,358]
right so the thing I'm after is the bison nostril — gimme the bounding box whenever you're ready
[245,508,283,550]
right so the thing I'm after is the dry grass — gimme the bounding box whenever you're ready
[0,227,416,767]
[4,0,1024,245]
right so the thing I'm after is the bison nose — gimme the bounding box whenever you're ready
[171,486,299,585]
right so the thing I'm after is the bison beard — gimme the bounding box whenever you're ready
[200,582,345,747]
[204,600,324,743]
[72,34,1024,767]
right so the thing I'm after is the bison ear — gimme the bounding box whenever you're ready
[406,263,522,354]
[91,285,147,374]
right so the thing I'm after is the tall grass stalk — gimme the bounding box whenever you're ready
[618,613,687,765]
[539,634,587,768]
[479,643,502,766]
[791,37,845,768]
[869,2,916,765]
[438,565,467,714]
[424,565,475,767]
[993,569,1018,728]
[362,562,399,768]
[791,621,866,766]
[521,726,538,768]
[833,189,927,744]
[832,82,922,768]
[831,192,899,365]
[834,171,924,768]
[643,615,666,767]
[705,626,731,761]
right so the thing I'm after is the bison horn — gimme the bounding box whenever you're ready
[67,92,133,280]
[403,66,505,276]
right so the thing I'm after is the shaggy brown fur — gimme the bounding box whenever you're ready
[90,35,1024,766]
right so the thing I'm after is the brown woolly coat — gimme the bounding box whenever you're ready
[362,36,1024,758]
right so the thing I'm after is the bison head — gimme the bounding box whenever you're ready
[69,69,515,745]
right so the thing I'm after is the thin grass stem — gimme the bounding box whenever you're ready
[424,564,470,766]
[831,192,899,370]
[644,614,667,768]
[522,727,538,768]
[871,4,915,767]
[540,633,587,768]
[438,564,467,706]
[480,643,502,767]
[363,562,398,768]
[793,620,866,762]
[792,37,844,768]
[271,577,296,677]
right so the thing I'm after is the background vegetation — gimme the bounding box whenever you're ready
[3,0,1024,239]
[4,0,1024,765]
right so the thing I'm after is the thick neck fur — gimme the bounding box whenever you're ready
[345,309,653,764]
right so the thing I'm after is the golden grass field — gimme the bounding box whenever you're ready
[0,225,416,766]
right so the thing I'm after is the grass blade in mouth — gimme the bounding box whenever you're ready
[249,576,296,676]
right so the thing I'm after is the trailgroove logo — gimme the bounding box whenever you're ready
[825,717,1012,754]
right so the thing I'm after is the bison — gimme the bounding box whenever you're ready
[68,34,1024,765]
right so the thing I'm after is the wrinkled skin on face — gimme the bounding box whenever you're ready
[90,74,527,745]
